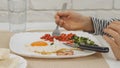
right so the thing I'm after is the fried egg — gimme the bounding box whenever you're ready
[26,40,74,55]
[31,41,48,46]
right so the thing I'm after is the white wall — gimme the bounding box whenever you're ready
[0,0,120,23]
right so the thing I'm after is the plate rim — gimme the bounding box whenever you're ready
[3,54,27,68]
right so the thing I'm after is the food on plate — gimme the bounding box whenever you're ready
[71,35,95,47]
[0,48,19,68]
[40,34,54,42]
[40,33,75,43]
[40,33,95,46]
[26,40,79,55]
[26,33,95,56]
[31,41,48,46]
[56,49,74,56]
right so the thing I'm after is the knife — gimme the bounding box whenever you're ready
[63,43,109,53]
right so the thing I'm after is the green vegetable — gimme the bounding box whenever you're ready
[71,35,95,45]
[50,43,54,45]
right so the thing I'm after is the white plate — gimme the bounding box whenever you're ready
[9,31,100,58]
[10,54,27,68]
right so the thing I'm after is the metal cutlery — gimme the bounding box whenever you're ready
[64,43,109,53]
[52,3,67,36]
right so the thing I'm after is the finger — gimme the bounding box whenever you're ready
[55,19,59,25]
[57,11,70,17]
[55,15,60,24]
[61,21,70,30]
[104,28,120,46]
[59,20,64,27]
[62,22,74,31]
[55,13,63,25]
[103,35,120,60]
[55,15,59,20]
[103,35,118,48]
[107,21,120,34]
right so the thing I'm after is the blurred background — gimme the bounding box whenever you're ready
[0,0,120,23]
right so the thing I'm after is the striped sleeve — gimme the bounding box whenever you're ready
[91,17,120,35]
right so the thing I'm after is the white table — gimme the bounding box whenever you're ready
[0,22,120,68]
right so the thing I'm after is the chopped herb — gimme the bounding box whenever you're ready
[71,35,95,46]
[50,43,54,45]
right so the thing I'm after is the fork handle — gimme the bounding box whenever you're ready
[62,3,67,11]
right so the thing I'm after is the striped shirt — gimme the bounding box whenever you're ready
[91,17,120,35]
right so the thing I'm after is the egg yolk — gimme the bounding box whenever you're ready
[31,41,48,46]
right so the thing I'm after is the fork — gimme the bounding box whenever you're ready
[52,3,67,36]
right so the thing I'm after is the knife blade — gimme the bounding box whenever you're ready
[63,43,109,53]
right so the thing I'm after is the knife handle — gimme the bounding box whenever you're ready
[79,44,109,53]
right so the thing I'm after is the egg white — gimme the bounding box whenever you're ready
[25,39,72,54]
